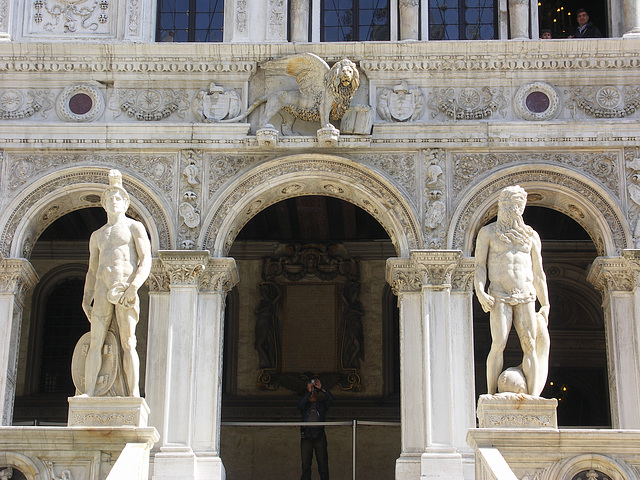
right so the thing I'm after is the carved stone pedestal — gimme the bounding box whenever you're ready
[256,125,279,147]
[477,393,558,429]
[317,126,340,146]
[68,396,150,427]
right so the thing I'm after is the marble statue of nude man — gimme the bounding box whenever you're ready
[474,185,550,397]
[81,170,152,397]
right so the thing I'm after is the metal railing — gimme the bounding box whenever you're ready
[221,420,400,480]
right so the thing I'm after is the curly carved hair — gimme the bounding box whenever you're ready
[326,59,360,121]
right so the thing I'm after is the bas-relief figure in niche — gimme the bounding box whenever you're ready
[71,170,152,397]
[219,53,368,135]
[626,154,640,248]
[474,186,550,397]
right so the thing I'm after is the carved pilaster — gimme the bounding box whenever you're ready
[158,250,209,286]
[587,255,638,295]
[199,257,239,294]
[0,258,39,306]
[399,0,419,40]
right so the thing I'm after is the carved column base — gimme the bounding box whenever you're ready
[477,394,558,429]
[317,125,340,146]
[68,396,150,427]
[256,125,279,147]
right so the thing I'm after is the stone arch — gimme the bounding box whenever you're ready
[547,453,637,480]
[449,166,629,256]
[200,154,423,257]
[0,168,174,258]
[0,451,50,480]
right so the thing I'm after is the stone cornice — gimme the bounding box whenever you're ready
[158,250,209,286]
[2,40,640,75]
[0,257,39,304]
[586,253,640,293]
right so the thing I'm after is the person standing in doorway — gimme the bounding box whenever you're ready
[298,378,334,480]
[569,8,603,38]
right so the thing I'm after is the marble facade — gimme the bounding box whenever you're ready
[1,0,640,479]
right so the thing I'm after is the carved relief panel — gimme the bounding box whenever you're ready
[255,244,363,392]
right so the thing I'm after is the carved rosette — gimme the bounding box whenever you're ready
[198,257,239,294]
[566,86,640,118]
[428,87,508,120]
[110,88,188,121]
[158,251,209,286]
[1,89,52,120]
[0,258,39,306]
[587,254,638,295]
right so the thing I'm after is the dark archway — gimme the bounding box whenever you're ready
[473,206,609,427]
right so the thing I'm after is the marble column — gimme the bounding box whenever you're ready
[191,257,238,476]
[508,0,530,39]
[623,0,640,37]
[146,258,171,453]
[290,0,310,42]
[399,0,419,41]
[0,257,38,425]
[587,252,640,429]
[387,251,474,480]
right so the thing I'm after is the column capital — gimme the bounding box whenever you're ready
[0,257,39,305]
[587,252,640,294]
[148,258,171,293]
[386,250,464,294]
[199,257,239,293]
[158,250,209,286]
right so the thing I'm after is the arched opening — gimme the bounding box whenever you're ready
[220,195,400,479]
[13,207,151,424]
[473,206,610,426]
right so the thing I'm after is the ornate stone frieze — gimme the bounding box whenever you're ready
[207,154,269,198]
[198,257,239,293]
[147,258,170,293]
[1,89,53,120]
[158,250,209,286]
[452,170,627,255]
[513,82,560,121]
[237,0,248,33]
[110,88,189,121]
[266,0,286,40]
[453,152,620,196]
[178,150,202,250]
[349,153,417,199]
[7,152,174,193]
[30,0,111,35]
[194,83,241,122]
[376,81,425,122]
[423,149,446,248]
[0,170,172,256]
[125,0,141,39]
[566,86,640,118]
[56,84,105,122]
[428,87,508,120]
[204,157,421,256]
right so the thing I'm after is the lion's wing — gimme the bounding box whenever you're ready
[262,53,329,99]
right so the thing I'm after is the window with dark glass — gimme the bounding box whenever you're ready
[156,0,224,42]
[322,0,390,42]
[429,0,496,39]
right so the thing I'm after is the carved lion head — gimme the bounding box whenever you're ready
[329,59,360,92]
